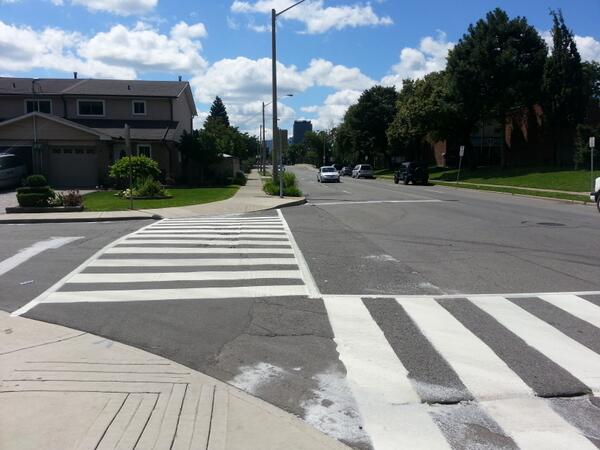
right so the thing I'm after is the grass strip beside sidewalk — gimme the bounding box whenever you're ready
[83,186,240,211]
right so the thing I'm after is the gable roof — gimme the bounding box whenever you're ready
[0,112,113,140]
[0,77,190,98]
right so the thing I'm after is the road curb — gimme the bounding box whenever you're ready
[270,197,307,209]
[0,214,162,224]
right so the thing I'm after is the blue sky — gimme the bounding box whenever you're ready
[1,0,599,137]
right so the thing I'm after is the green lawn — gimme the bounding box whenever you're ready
[430,166,596,192]
[375,166,596,192]
[83,186,240,211]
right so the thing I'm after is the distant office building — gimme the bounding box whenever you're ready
[293,120,312,145]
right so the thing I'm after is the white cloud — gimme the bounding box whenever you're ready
[0,20,207,79]
[382,31,454,88]
[303,58,375,90]
[575,36,600,63]
[301,89,362,129]
[69,0,157,16]
[231,0,393,34]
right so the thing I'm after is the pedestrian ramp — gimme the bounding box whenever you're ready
[323,293,600,450]
[13,213,313,315]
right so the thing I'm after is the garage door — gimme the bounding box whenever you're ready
[48,147,98,188]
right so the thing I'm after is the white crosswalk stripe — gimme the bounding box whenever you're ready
[13,214,311,312]
[324,294,600,449]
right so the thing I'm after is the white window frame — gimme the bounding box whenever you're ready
[25,99,52,114]
[132,100,147,116]
[77,99,106,117]
[136,144,152,158]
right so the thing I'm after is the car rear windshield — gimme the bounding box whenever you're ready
[0,156,21,170]
[361,165,372,170]
[322,167,336,172]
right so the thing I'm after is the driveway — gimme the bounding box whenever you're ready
[0,189,18,214]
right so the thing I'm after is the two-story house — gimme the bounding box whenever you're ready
[0,75,197,187]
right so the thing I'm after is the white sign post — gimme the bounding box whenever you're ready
[590,137,596,192]
[457,145,465,184]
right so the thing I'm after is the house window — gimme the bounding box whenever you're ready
[77,100,105,116]
[25,100,52,114]
[132,101,146,115]
[137,144,152,158]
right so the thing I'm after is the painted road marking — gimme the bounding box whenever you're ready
[538,294,600,329]
[104,247,294,255]
[117,239,291,246]
[69,270,303,283]
[311,199,443,206]
[323,295,451,450]
[43,285,309,303]
[0,237,83,277]
[398,297,597,450]
[89,258,298,267]
[469,296,600,395]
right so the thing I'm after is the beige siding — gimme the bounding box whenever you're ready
[0,96,65,119]
[0,116,100,141]
[65,97,171,120]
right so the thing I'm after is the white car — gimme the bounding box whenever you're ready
[0,154,27,188]
[352,164,374,179]
[317,166,340,183]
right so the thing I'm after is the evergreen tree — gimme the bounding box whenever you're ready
[206,96,230,127]
[542,10,586,165]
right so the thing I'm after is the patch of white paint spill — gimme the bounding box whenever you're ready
[301,369,371,447]
[363,254,398,263]
[411,379,467,404]
[229,362,286,395]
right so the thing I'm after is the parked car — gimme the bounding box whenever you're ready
[340,166,353,176]
[0,154,27,188]
[352,164,374,179]
[317,166,340,183]
[394,162,429,185]
[591,176,600,213]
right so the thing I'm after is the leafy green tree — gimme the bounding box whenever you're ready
[177,129,221,184]
[542,10,586,165]
[446,8,547,166]
[287,143,306,165]
[206,96,230,127]
[335,86,398,167]
[109,155,161,188]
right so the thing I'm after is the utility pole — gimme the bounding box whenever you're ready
[591,136,596,192]
[262,102,266,175]
[125,124,133,210]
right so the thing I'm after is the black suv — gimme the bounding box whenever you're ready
[394,162,429,185]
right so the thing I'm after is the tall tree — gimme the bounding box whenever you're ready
[206,96,230,128]
[335,86,398,166]
[542,10,586,165]
[446,8,547,166]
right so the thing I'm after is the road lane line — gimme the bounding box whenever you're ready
[398,297,596,450]
[469,296,600,395]
[105,247,294,255]
[312,200,442,206]
[277,209,320,299]
[323,296,451,450]
[137,230,286,235]
[44,285,308,303]
[68,270,303,283]
[0,237,83,277]
[538,294,600,328]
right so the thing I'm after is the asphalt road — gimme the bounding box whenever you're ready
[2,173,600,449]
[284,164,600,296]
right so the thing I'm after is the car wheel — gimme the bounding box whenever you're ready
[394,177,399,184]
[403,178,409,185]
[597,196,600,213]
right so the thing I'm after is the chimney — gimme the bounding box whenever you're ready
[178,75,182,82]
[74,72,78,79]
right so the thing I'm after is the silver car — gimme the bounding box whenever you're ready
[317,166,340,183]
[352,164,374,179]
[0,154,27,188]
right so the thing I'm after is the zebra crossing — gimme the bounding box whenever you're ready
[13,212,312,314]
[324,294,600,449]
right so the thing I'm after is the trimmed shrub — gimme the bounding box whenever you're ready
[232,171,247,186]
[109,156,161,188]
[17,193,53,207]
[136,177,168,198]
[263,180,303,197]
[17,186,54,196]
[25,174,48,187]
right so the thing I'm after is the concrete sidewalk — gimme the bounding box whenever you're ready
[0,170,305,224]
[0,311,347,450]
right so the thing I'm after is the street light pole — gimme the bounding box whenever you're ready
[271,0,308,197]
[261,102,266,175]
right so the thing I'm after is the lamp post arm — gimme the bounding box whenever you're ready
[276,0,308,17]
